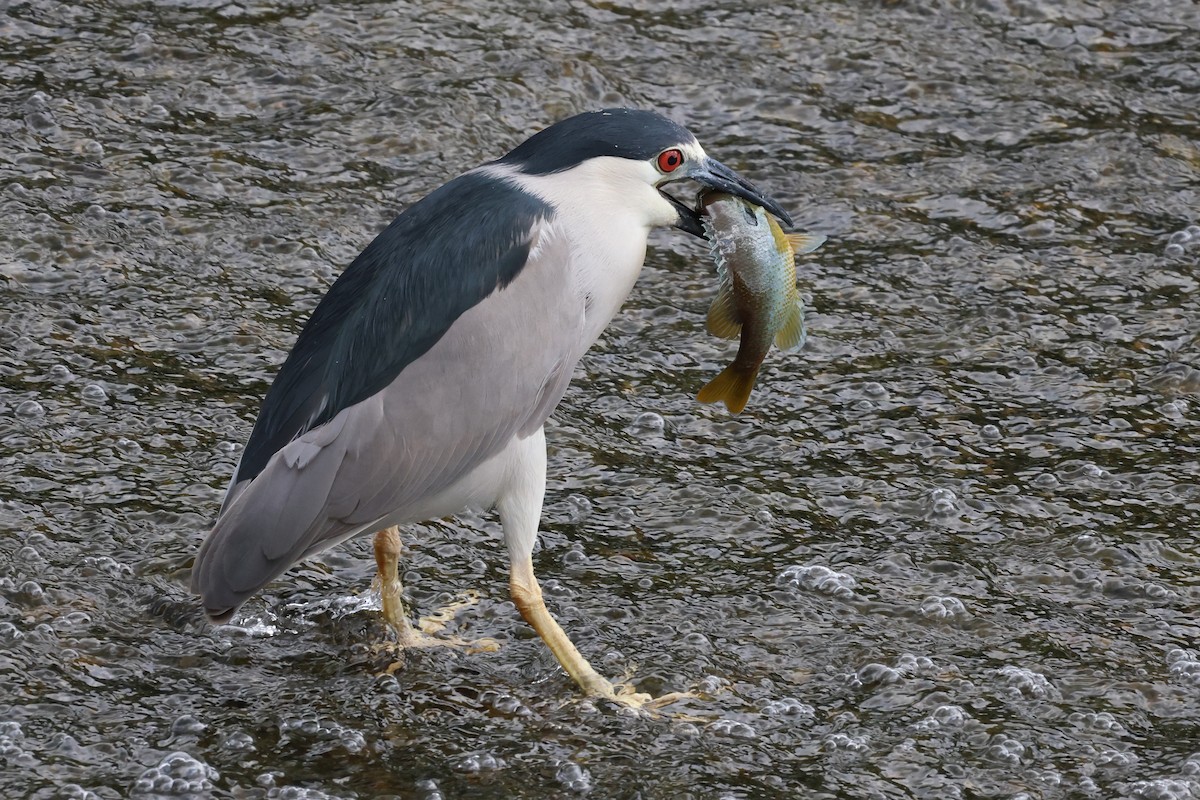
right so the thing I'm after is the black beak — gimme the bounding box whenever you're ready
[664,191,707,238]
[667,157,793,239]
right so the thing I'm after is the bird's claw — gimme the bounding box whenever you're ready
[371,631,500,676]
[415,590,486,636]
[595,668,697,713]
[371,589,500,674]
[609,684,696,712]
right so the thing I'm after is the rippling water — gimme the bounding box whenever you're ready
[2,1,1199,797]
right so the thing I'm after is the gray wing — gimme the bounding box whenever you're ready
[223,170,553,502]
[192,226,583,620]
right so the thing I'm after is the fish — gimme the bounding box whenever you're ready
[696,191,825,414]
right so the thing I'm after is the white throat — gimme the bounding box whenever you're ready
[482,159,677,352]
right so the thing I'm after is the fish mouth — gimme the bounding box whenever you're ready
[666,157,793,239]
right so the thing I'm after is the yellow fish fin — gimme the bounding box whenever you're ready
[786,232,826,255]
[774,299,806,351]
[697,365,758,415]
[705,285,741,340]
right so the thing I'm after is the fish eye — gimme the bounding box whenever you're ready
[656,148,684,173]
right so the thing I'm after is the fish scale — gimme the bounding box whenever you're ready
[696,192,826,414]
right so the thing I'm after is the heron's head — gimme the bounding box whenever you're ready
[497,108,792,237]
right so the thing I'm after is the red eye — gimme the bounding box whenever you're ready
[656,148,684,173]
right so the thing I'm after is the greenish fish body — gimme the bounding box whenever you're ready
[697,192,825,414]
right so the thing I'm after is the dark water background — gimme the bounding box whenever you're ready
[2,1,1199,797]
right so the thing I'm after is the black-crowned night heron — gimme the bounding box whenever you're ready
[191,108,792,708]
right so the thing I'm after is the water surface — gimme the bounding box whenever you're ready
[2,1,1199,797]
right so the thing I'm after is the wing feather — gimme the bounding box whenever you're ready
[192,223,584,619]
[227,171,552,495]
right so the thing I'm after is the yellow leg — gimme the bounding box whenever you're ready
[372,526,497,653]
[509,556,690,710]
[496,429,690,710]
[373,527,423,647]
[509,555,617,697]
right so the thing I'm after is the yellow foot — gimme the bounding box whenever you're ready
[608,684,697,712]
[580,667,697,713]
[415,591,486,639]
[413,590,500,653]
[376,628,501,654]
[372,590,500,674]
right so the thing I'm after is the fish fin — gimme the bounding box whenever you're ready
[786,232,826,255]
[705,285,742,340]
[774,299,806,351]
[697,365,758,415]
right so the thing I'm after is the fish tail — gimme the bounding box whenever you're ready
[697,365,759,415]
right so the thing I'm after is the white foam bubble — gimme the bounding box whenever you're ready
[823,732,870,753]
[853,662,903,687]
[1095,749,1139,768]
[1124,778,1195,800]
[1165,224,1199,259]
[266,785,351,799]
[555,761,592,792]
[130,751,218,798]
[1067,710,1127,735]
[627,411,666,436]
[980,734,1026,766]
[0,720,33,767]
[451,751,506,773]
[81,383,108,404]
[565,494,593,523]
[913,704,970,731]
[15,400,44,417]
[414,779,445,800]
[480,690,533,717]
[760,697,816,718]
[1167,648,1200,686]
[926,487,959,517]
[708,718,757,739]
[169,715,205,737]
[777,564,857,599]
[995,665,1059,700]
[920,596,969,620]
[220,731,255,752]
